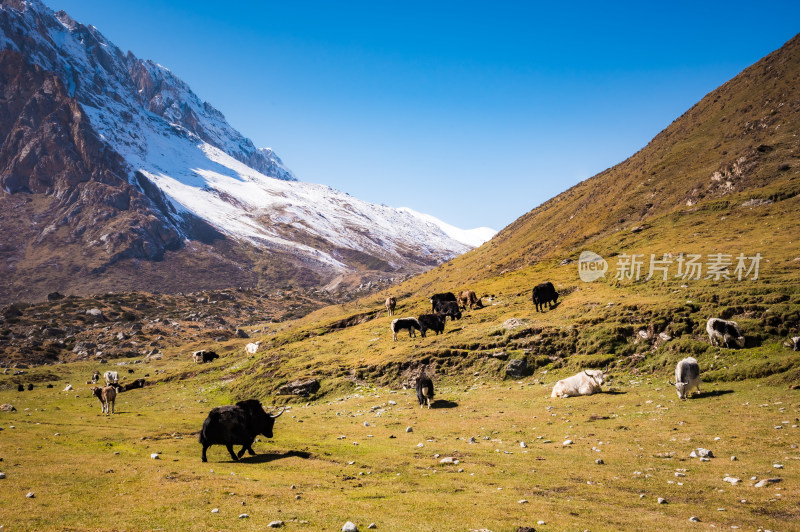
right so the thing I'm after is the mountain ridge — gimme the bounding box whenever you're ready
[0,0,480,303]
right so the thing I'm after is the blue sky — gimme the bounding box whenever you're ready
[44,0,800,232]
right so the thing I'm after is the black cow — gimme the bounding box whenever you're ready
[17,384,24,392]
[193,350,220,363]
[433,300,462,320]
[430,292,457,313]
[418,314,446,337]
[416,370,434,409]
[124,378,146,391]
[199,399,284,462]
[532,282,558,312]
[391,317,421,341]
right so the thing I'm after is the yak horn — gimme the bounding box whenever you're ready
[270,407,286,419]
[668,379,675,386]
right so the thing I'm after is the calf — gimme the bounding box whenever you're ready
[532,282,559,312]
[416,370,435,409]
[430,292,457,313]
[199,399,284,462]
[91,371,100,384]
[193,350,220,363]
[551,369,607,398]
[418,314,446,337]
[391,317,421,341]
[92,385,116,415]
[706,318,745,348]
[433,300,462,320]
[457,290,482,310]
[385,296,397,317]
[245,341,261,355]
[669,357,701,399]
[104,371,119,385]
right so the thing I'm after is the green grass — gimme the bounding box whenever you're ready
[1,362,798,531]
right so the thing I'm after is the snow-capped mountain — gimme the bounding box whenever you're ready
[398,207,496,248]
[0,0,481,301]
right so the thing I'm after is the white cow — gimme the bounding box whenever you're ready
[669,357,701,399]
[104,371,119,385]
[245,341,261,355]
[551,369,607,398]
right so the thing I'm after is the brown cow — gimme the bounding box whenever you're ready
[92,386,116,415]
[457,290,483,310]
[385,296,397,317]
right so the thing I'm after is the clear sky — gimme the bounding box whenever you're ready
[43,0,800,232]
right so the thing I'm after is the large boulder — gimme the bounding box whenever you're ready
[505,359,528,379]
[278,379,321,396]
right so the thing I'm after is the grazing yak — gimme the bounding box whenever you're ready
[199,399,284,462]
[706,318,745,348]
[457,290,483,310]
[430,292,457,313]
[433,300,462,320]
[669,357,701,399]
[245,341,261,355]
[92,385,116,415]
[391,317,421,341]
[122,378,146,392]
[532,282,558,312]
[103,371,119,385]
[551,369,607,398]
[385,296,397,317]
[193,350,220,363]
[416,370,435,409]
[418,314,446,337]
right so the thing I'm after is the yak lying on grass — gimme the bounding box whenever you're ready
[199,399,284,462]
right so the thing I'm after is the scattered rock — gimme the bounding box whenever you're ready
[0,404,15,412]
[595,459,604,465]
[563,440,573,446]
[723,477,741,485]
[211,508,219,513]
[520,442,527,448]
[150,453,160,460]
[406,426,413,433]
[689,516,701,522]
[0,472,6,479]
[26,492,34,498]
[690,448,713,458]
[754,478,781,488]
[518,499,529,504]
[235,329,249,338]
[342,522,358,532]
[268,520,284,528]
[657,498,667,504]
[239,514,249,519]
[502,318,527,330]
[367,524,377,530]
[774,464,784,469]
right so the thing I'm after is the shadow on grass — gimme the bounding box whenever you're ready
[239,450,312,464]
[432,399,459,409]
[603,390,627,395]
[694,389,734,398]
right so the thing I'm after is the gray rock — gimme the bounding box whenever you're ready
[754,478,781,488]
[26,492,34,498]
[689,516,700,522]
[342,522,358,532]
[505,358,527,379]
[268,520,284,528]
[277,379,321,396]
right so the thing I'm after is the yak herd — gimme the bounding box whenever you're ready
[73,279,759,462]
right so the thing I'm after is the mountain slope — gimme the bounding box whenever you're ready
[0,0,475,302]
